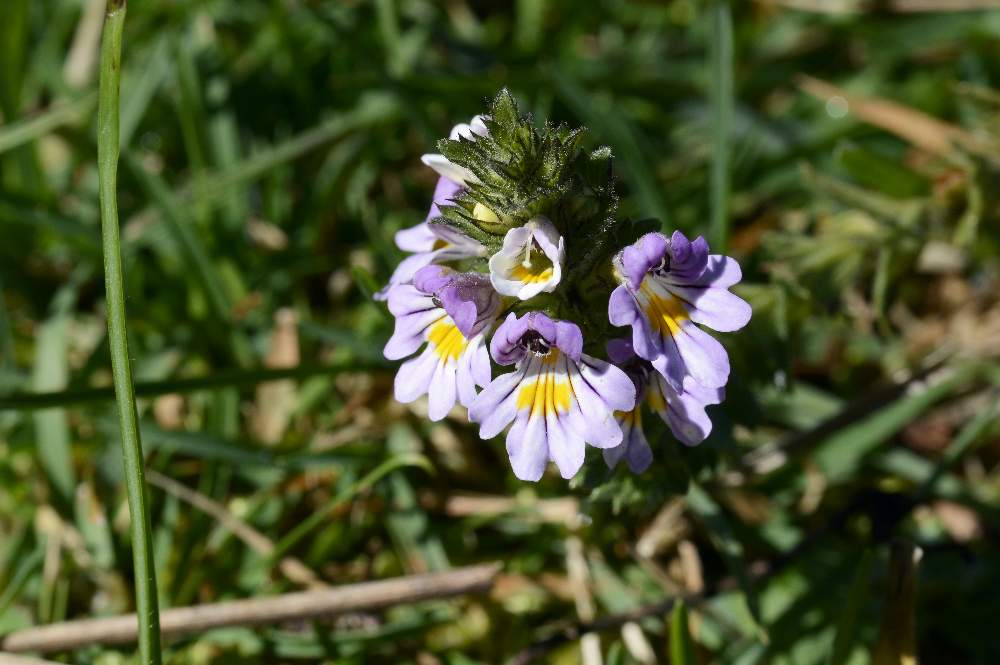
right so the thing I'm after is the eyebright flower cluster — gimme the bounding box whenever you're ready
[378,91,751,482]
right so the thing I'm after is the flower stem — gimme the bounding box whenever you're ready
[97,2,163,663]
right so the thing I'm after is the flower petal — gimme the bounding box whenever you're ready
[394,349,438,404]
[671,285,752,332]
[456,335,488,408]
[671,322,730,389]
[426,357,458,421]
[565,355,631,449]
[421,153,477,186]
[609,285,640,327]
[395,222,436,253]
[506,413,548,482]
[469,365,526,439]
[546,410,585,479]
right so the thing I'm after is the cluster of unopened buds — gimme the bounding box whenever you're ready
[377,93,751,482]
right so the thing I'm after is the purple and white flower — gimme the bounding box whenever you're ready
[375,177,484,301]
[420,115,490,187]
[383,265,500,420]
[469,312,635,481]
[488,217,565,300]
[608,231,751,392]
[602,339,722,474]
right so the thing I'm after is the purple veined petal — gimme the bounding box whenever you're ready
[682,375,725,406]
[501,353,583,481]
[671,321,730,389]
[375,251,438,301]
[545,406,585,480]
[455,333,489,408]
[470,333,493,387]
[386,284,434,318]
[469,364,527,439]
[426,354,459,421]
[647,372,720,446]
[609,285,640,327]
[505,411,548,482]
[678,254,743,289]
[668,284,752,333]
[395,222,437,253]
[564,355,630,449]
[383,308,444,361]
[578,355,636,413]
[394,347,440,404]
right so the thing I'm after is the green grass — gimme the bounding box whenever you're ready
[1,1,1000,664]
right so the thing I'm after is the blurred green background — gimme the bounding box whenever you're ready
[1,0,1000,663]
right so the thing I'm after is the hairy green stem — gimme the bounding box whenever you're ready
[97,2,163,662]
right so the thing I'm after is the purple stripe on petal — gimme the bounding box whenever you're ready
[426,358,458,421]
[394,349,439,404]
[456,337,488,408]
[671,322,730,389]
[384,309,443,361]
[469,367,525,438]
[506,414,548,482]
[471,338,493,387]
[546,410,585,479]
[565,356,630,449]
[689,255,742,288]
[672,285,752,332]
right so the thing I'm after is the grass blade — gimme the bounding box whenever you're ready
[708,0,734,251]
[872,542,921,665]
[0,94,97,155]
[32,311,75,501]
[0,359,389,411]
[813,365,977,484]
[97,2,162,662]
[670,601,697,665]
[827,549,875,665]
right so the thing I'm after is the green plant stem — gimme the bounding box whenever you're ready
[709,0,733,252]
[97,2,163,663]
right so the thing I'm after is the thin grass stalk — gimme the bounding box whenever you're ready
[97,1,163,662]
[709,0,734,252]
